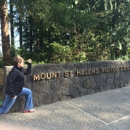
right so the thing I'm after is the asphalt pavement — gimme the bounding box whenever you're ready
[0,86,130,130]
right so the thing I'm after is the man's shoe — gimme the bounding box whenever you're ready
[23,108,35,113]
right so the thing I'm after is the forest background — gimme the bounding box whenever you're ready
[0,0,130,65]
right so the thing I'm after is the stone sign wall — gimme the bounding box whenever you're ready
[3,60,130,112]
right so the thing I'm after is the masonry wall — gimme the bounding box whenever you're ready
[3,60,130,112]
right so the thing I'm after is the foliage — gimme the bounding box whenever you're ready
[45,42,73,63]
[117,55,129,60]
[2,0,130,64]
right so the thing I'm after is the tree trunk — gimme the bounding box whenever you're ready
[19,17,22,46]
[29,18,33,52]
[0,0,12,65]
[10,0,14,45]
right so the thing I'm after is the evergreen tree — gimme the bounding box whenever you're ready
[0,0,12,65]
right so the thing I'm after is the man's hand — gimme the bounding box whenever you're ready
[27,59,32,63]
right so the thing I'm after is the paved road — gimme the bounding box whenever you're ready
[0,86,130,130]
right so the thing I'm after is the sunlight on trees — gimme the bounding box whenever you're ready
[0,0,130,65]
